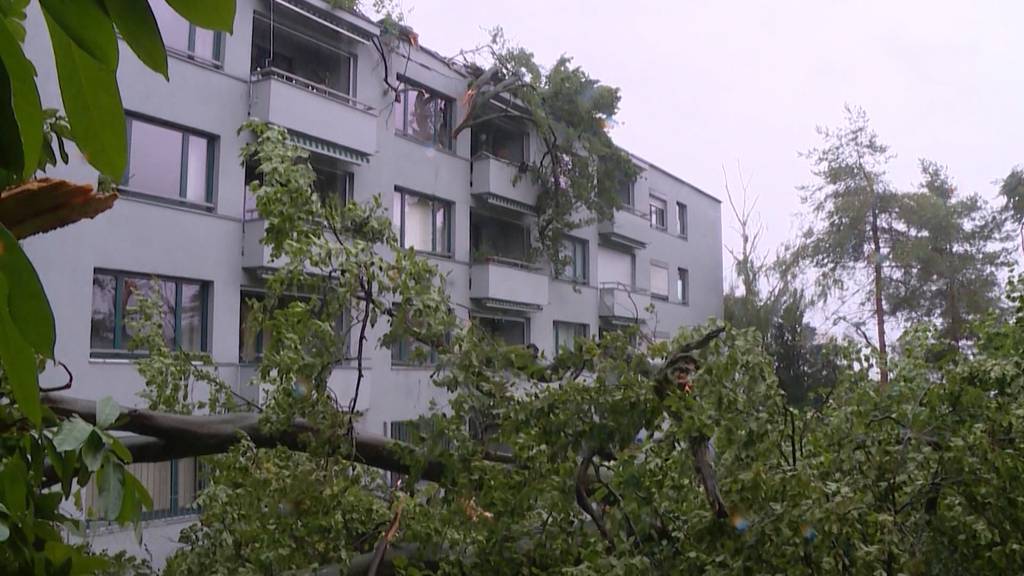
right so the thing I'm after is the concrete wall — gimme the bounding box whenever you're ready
[20,0,723,566]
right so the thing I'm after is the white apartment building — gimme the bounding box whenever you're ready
[21,0,723,565]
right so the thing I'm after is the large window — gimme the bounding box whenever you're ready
[677,268,690,305]
[554,321,588,351]
[649,195,667,229]
[394,83,454,150]
[471,118,528,164]
[391,336,440,367]
[650,263,669,300]
[239,292,349,363]
[470,211,529,263]
[393,188,452,255]
[123,116,214,205]
[310,154,354,208]
[152,2,222,64]
[557,236,588,283]
[474,315,528,347]
[597,245,635,288]
[251,14,355,97]
[677,202,688,238]
[91,271,208,355]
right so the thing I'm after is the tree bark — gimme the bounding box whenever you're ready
[870,205,889,387]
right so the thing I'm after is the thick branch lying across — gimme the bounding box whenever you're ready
[42,394,451,482]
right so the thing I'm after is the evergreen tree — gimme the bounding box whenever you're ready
[797,106,900,386]
[889,160,1011,346]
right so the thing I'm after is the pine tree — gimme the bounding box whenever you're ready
[889,160,1012,346]
[798,106,900,386]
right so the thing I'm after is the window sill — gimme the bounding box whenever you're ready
[167,47,223,72]
[391,363,439,370]
[651,294,669,301]
[117,187,216,212]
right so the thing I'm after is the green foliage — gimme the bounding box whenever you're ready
[0,0,235,183]
[125,288,233,414]
[888,160,1012,346]
[457,32,639,273]
[164,439,387,576]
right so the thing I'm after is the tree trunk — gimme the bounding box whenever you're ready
[870,206,889,387]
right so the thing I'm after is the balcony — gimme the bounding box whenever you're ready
[470,257,549,311]
[598,209,649,250]
[598,282,650,322]
[249,68,377,156]
[471,154,539,214]
[242,218,282,272]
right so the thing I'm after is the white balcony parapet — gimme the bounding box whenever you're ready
[470,153,538,214]
[598,282,650,322]
[470,258,549,311]
[249,68,377,157]
[597,208,649,250]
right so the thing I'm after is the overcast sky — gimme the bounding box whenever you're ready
[397,0,1024,286]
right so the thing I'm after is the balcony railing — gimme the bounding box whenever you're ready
[598,282,650,321]
[251,67,374,113]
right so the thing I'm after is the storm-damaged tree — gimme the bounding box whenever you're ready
[796,105,901,387]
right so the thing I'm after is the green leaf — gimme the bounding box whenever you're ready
[0,274,40,426]
[0,225,55,359]
[0,456,27,515]
[166,0,235,33]
[106,435,132,464]
[0,16,42,179]
[39,0,118,69]
[102,0,167,78]
[81,432,105,472]
[96,461,124,520]
[96,396,120,429]
[44,11,126,177]
[52,416,94,452]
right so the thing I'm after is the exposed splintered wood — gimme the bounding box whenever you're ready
[0,178,117,239]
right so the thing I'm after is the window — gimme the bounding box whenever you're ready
[393,188,452,255]
[616,178,635,208]
[152,2,222,64]
[251,14,355,97]
[474,315,528,347]
[394,83,454,150]
[597,245,635,288]
[650,263,669,299]
[557,236,588,282]
[677,268,690,305]
[649,195,667,229]
[471,119,528,164]
[239,292,350,363]
[91,271,208,355]
[391,336,440,366]
[554,321,588,351]
[123,116,214,205]
[310,154,354,208]
[677,202,688,237]
[471,211,530,262]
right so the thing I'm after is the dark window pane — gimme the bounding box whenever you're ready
[239,295,260,362]
[180,283,204,352]
[91,274,117,349]
[185,135,210,203]
[436,99,453,150]
[311,154,350,207]
[407,89,436,143]
[122,277,176,348]
[251,17,272,71]
[127,120,184,199]
[478,317,526,346]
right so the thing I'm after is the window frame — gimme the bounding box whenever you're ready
[553,321,589,352]
[393,78,455,151]
[472,313,529,347]
[649,195,667,230]
[557,236,589,283]
[90,270,210,357]
[677,267,690,305]
[676,202,688,238]
[393,187,453,256]
[650,262,670,300]
[153,2,224,67]
[122,115,217,207]
[239,290,352,364]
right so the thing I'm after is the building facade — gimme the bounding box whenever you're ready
[21,0,723,565]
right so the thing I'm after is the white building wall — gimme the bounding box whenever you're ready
[20,0,723,567]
